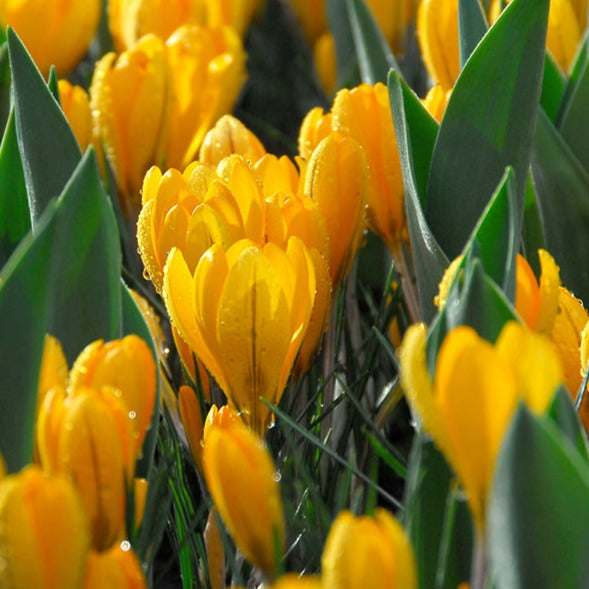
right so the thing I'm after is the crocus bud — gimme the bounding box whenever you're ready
[313,33,337,97]
[84,543,147,588]
[0,0,101,75]
[199,115,266,166]
[134,478,148,530]
[203,415,285,578]
[58,80,93,152]
[203,0,265,36]
[164,237,315,433]
[417,0,459,91]
[108,0,204,50]
[298,107,332,161]
[90,34,170,215]
[204,507,225,589]
[68,335,157,461]
[0,465,90,588]
[37,387,131,551]
[304,131,367,287]
[421,84,451,123]
[178,385,205,472]
[321,509,417,589]
[332,83,404,251]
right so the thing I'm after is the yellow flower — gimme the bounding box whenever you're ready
[271,575,322,589]
[313,33,337,97]
[108,0,204,50]
[421,84,451,123]
[298,106,332,162]
[400,321,562,529]
[164,238,316,432]
[0,0,101,75]
[37,387,131,551]
[321,509,417,589]
[134,478,148,529]
[68,335,157,460]
[90,34,171,215]
[178,384,205,472]
[417,0,460,91]
[203,412,285,578]
[84,543,147,588]
[204,507,225,589]
[202,0,265,36]
[0,465,90,589]
[332,83,404,251]
[58,80,93,152]
[199,114,267,166]
[304,131,367,287]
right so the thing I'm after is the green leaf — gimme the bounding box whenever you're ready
[546,386,589,463]
[0,43,12,138]
[489,406,589,589]
[7,27,81,223]
[47,65,59,102]
[326,0,360,89]
[531,111,589,302]
[403,435,472,589]
[521,173,545,275]
[540,54,566,123]
[0,149,121,472]
[426,0,549,259]
[0,110,29,265]
[458,0,487,68]
[345,0,400,84]
[388,70,448,322]
[121,282,161,478]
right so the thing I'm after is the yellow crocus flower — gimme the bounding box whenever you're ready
[178,384,205,472]
[271,575,322,588]
[57,80,93,152]
[400,321,562,530]
[421,84,452,123]
[203,0,265,36]
[298,106,332,161]
[0,465,90,589]
[0,0,100,75]
[164,237,315,433]
[332,83,405,252]
[68,335,157,460]
[202,410,285,578]
[84,543,147,588]
[321,509,417,589]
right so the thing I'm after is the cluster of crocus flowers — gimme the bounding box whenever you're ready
[0,0,101,75]
[400,320,562,530]
[90,25,246,216]
[287,0,413,95]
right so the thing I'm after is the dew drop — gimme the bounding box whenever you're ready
[128,410,137,420]
[272,471,282,483]
[143,268,150,280]
[120,540,131,552]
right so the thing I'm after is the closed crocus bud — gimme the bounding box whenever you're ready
[546,0,583,73]
[298,106,332,162]
[288,0,327,45]
[313,33,337,97]
[37,387,131,551]
[90,34,170,216]
[204,507,225,589]
[69,335,157,461]
[178,385,205,472]
[0,465,90,589]
[203,414,285,579]
[199,114,266,166]
[37,334,68,416]
[322,509,416,589]
[108,0,204,50]
[0,0,100,75]
[84,543,147,589]
[332,83,404,253]
[400,321,562,530]
[163,25,247,170]
[203,0,265,37]
[366,0,413,54]
[134,478,148,530]
[164,237,315,433]
[58,80,93,152]
[417,0,459,91]
[304,131,367,287]
[421,84,451,123]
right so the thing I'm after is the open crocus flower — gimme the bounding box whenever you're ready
[202,407,285,579]
[0,0,100,75]
[164,237,316,432]
[321,509,417,589]
[0,465,90,589]
[400,321,562,530]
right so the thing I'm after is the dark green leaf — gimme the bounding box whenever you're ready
[388,70,448,322]
[326,0,361,89]
[521,173,545,275]
[0,44,12,138]
[47,66,59,102]
[403,435,472,589]
[0,149,121,472]
[531,111,589,303]
[458,0,487,67]
[426,0,549,258]
[7,27,81,223]
[489,406,589,589]
[0,110,29,265]
[540,54,566,123]
[345,0,400,84]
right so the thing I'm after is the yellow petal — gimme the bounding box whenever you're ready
[514,253,541,329]
[420,84,451,123]
[535,249,561,333]
[84,543,147,589]
[298,106,333,161]
[204,507,225,589]
[58,80,92,151]
[313,33,337,97]
[271,575,322,589]
[178,384,205,473]
[547,0,582,73]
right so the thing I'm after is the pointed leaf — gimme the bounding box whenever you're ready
[521,173,545,275]
[489,406,589,589]
[0,110,29,265]
[531,111,589,303]
[0,44,12,138]
[540,54,566,123]
[7,28,81,223]
[326,0,361,89]
[458,0,487,67]
[388,70,448,322]
[426,0,549,258]
[345,0,400,84]
[0,150,121,472]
